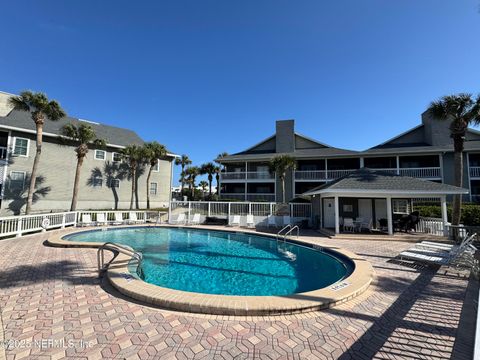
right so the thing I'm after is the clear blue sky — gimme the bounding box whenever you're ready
[1,1,479,184]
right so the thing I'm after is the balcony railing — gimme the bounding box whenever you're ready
[246,193,276,202]
[220,172,274,181]
[470,167,480,178]
[220,193,276,202]
[295,167,441,180]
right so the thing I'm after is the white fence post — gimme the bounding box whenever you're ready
[188,202,191,223]
[248,203,252,215]
[61,213,66,229]
[16,217,22,237]
[208,202,211,217]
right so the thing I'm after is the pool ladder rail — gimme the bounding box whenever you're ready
[97,242,143,277]
[276,225,299,242]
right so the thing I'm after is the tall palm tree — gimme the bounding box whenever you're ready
[214,152,228,195]
[199,180,208,199]
[61,123,106,211]
[174,154,192,195]
[9,91,66,214]
[427,94,480,225]
[269,155,296,203]
[184,166,200,200]
[121,145,144,209]
[143,141,167,209]
[200,162,216,196]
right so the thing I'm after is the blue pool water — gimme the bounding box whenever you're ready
[64,227,353,296]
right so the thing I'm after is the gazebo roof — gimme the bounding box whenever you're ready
[302,168,468,196]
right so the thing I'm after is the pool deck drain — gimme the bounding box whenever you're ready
[47,225,374,315]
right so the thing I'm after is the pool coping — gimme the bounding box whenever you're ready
[47,224,375,316]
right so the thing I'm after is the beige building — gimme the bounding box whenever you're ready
[0,91,176,215]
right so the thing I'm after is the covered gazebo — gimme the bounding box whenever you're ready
[303,168,468,236]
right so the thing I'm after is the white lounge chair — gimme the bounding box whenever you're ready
[246,215,255,229]
[96,213,108,226]
[78,214,94,227]
[170,213,186,225]
[112,212,125,225]
[128,212,143,224]
[267,215,277,228]
[189,213,201,225]
[415,233,476,253]
[343,218,355,233]
[229,215,240,227]
[283,216,291,226]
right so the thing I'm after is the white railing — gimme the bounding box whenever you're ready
[373,168,398,174]
[295,170,326,180]
[220,171,275,181]
[169,201,312,227]
[0,211,77,238]
[76,210,163,224]
[470,167,480,178]
[399,167,441,178]
[415,217,445,236]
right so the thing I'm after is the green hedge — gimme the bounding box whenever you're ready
[414,204,480,226]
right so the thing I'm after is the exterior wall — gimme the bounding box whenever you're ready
[1,131,172,215]
[387,126,425,145]
[275,120,295,153]
[422,111,452,146]
[0,92,14,117]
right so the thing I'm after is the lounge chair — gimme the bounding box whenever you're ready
[415,233,476,253]
[229,215,240,227]
[189,213,201,225]
[128,212,143,224]
[96,213,108,226]
[112,212,125,225]
[246,215,255,229]
[78,214,94,227]
[283,216,291,226]
[343,218,355,233]
[267,215,277,228]
[170,213,186,225]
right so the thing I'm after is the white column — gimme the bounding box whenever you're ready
[386,197,393,235]
[325,159,328,180]
[334,196,340,234]
[441,195,448,237]
[360,157,364,168]
[396,156,400,175]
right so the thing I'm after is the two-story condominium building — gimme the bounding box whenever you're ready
[217,113,480,204]
[0,91,176,215]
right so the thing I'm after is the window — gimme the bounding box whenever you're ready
[150,182,158,195]
[13,138,29,156]
[392,199,410,214]
[153,160,160,172]
[112,152,122,162]
[9,171,25,191]
[92,177,103,188]
[95,150,106,160]
[109,179,120,188]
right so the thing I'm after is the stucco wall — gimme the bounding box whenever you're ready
[1,131,172,215]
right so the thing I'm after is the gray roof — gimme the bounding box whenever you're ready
[219,147,359,162]
[0,109,144,147]
[303,168,468,195]
[361,141,480,155]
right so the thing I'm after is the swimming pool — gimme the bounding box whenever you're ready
[64,227,354,296]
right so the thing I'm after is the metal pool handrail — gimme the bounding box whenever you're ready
[283,225,299,241]
[97,242,143,276]
[276,224,292,240]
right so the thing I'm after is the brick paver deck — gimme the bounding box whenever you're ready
[0,228,476,359]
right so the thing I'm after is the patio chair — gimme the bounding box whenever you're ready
[112,212,125,225]
[343,218,355,233]
[246,214,255,229]
[96,213,108,226]
[128,212,144,224]
[267,215,277,228]
[358,218,373,232]
[78,214,94,227]
[415,233,476,253]
[283,216,291,226]
[228,215,241,227]
[189,213,201,225]
[170,213,186,225]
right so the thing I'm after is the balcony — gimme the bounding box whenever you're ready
[295,167,442,181]
[220,171,275,182]
[470,167,480,178]
[220,193,276,202]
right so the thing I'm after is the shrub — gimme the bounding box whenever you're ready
[414,204,480,226]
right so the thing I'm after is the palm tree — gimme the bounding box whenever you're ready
[427,94,480,225]
[214,152,228,195]
[199,180,208,199]
[174,154,192,195]
[9,91,66,214]
[143,142,167,209]
[184,166,200,200]
[200,162,216,196]
[269,155,296,203]
[61,123,106,211]
[121,145,144,209]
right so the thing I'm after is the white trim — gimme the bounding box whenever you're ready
[12,137,30,157]
[149,182,158,195]
[94,149,106,161]
[9,170,26,191]
[111,152,122,163]
[153,159,160,172]
[1,131,11,198]
[306,189,468,196]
